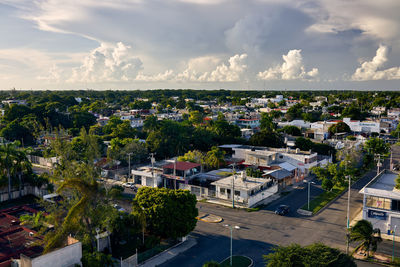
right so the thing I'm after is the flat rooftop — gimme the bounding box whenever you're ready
[360,170,400,199]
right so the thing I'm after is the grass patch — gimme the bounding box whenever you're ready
[301,186,345,214]
[216,171,233,177]
[220,255,252,267]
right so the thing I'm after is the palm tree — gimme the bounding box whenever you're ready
[205,146,225,169]
[13,148,32,197]
[0,142,19,200]
[350,219,382,257]
[44,162,100,253]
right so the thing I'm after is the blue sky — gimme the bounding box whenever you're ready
[0,0,400,90]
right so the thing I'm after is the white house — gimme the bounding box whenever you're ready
[211,172,278,208]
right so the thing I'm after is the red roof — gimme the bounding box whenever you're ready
[163,161,201,171]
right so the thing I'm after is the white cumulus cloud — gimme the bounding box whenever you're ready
[69,42,143,83]
[136,54,247,82]
[352,45,400,81]
[258,49,318,80]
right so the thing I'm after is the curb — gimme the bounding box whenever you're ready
[196,213,223,223]
[138,236,197,267]
[220,255,254,267]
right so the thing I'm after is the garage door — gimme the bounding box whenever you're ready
[391,217,400,236]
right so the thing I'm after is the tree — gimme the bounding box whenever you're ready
[132,187,198,239]
[204,146,225,169]
[350,220,382,257]
[264,243,355,267]
[189,110,204,125]
[280,125,302,136]
[143,115,159,132]
[178,150,205,164]
[328,122,351,135]
[146,120,191,159]
[0,142,20,200]
[342,105,365,120]
[44,162,101,253]
[71,111,97,131]
[208,119,241,144]
[260,113,276,133]
[249,131,284,148]
[295,137,314,151]
[364,137,390,156]
[0,120,35,145]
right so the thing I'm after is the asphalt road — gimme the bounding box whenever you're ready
[265,178,324,217]
[159,168,391,267]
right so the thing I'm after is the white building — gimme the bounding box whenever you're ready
[359,170,400,235]
[236,118,260,129]
[278,119,311,129]
[371,106,386,116]
[211,172,278,207]
[230,146,330,177]
[343,118,380,134]
[388,108,400,119]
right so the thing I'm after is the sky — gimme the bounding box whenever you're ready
[0,0,400,90]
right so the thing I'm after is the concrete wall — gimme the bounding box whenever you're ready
[0,186,47,202]
[21,241,82,267]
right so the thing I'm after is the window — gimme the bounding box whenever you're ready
[366,196,391,210]
[234,191,240,196]
[392,199,400,212]
[220,188,225,195]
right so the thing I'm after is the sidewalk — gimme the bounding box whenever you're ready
[350,209,400,242]
[138,236,197,267]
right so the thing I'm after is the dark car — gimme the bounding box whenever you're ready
[275,205,290,216]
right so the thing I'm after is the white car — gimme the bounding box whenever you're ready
[123,182,137,190]
[113,204,126,213]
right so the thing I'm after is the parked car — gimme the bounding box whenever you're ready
[275,205,290,216]
[123,182,137,190]
[113,204,126,213]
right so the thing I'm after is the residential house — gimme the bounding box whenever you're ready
[211,172,278,208]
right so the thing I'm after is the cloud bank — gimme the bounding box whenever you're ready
[352,45,400,81]
[258,50,318,80]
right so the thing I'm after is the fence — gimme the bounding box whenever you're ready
[120,253,138,267]
[0,185,47,202]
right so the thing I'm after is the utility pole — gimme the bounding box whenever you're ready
[346,175,351,255]
[377,154,381,175]
[173,159,177,190]
[393,225,397,263]
[232,163,236,209]
[390,151,393,171]
[127,152,132,183]
[150,153,155,187]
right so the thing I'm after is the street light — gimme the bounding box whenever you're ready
[303,180,315,211]
[345,175,351,255]
[224,224,240,266]
[393,225,397,262]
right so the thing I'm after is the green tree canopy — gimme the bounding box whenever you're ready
[249,131,284,148]
[132,187,198,239]
[364,137,390,156]
[279,125,302,136]
[264,243,356,267]
[328,122,351,135]
[350,219,382,257]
